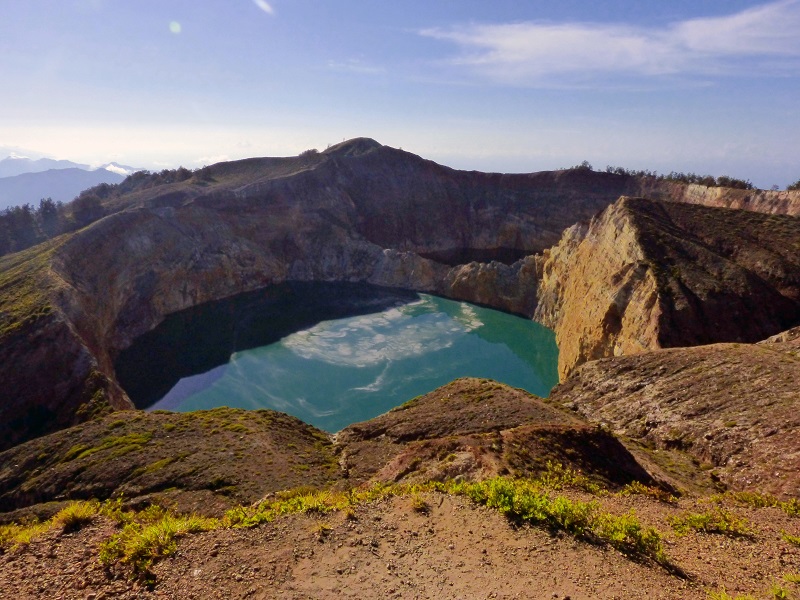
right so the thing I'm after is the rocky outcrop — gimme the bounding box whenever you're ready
[0,408,338,517]
[336,378,661,490]
[536,197,800,379]
[646,180,800,216]
[550,339,800,498]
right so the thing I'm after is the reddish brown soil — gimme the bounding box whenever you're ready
[2,490,799,599]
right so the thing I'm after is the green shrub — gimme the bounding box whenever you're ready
[445,476,667,564]
[670,508,754,537]
[619,481,677,503]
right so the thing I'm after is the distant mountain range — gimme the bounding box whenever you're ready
[0,154,142,210]
[0,168,126,210]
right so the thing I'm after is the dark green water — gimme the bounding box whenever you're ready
[116,283,558,432]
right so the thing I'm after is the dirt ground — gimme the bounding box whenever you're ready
[2,488,799,600]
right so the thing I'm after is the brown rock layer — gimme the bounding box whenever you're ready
[646,180,800,216]
[536,197,800,379]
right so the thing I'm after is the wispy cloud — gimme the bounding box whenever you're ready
[252,0,274,16]
[327,58,386,75]
[420,0,800,86]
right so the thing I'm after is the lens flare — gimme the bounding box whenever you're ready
[253,0,274,15]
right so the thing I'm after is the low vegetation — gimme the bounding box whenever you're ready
[0,239,58,339]
[710,491,800,518]
[3,461,797,595]
[0,464,673,581]
[669,508,754,537]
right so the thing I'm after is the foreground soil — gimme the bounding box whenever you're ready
[2,488,799,599]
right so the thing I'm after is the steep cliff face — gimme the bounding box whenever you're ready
[534,206,661,379]
[536,197,800,379]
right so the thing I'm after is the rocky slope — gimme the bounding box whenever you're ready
[536,197,800,379]
[4,489,800,600]
[1,377,799,600]
[2,138,799,450]
[551,339,800,498]
[646,179,800,216]
[0,379,680,521]
[0,139,640,450]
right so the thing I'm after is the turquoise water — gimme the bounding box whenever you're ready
[120,285,558,432]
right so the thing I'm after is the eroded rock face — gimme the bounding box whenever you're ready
[551,341,800,498]
[536,197,800,379]
[646,180,800,216]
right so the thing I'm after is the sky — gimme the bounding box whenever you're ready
[1,0,799,188]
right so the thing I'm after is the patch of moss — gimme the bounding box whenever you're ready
[0,241,60,340]
[129,457,177,479]
[68,431,154,462]
[224,423,250,433]
[62,444,91,463]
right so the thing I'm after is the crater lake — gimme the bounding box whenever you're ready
[115,282,559,432]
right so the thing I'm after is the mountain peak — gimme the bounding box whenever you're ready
[323,137,383,158]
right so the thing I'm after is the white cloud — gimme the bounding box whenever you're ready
[420,0,800,86]
[253,0,274,15]
[100,163,132,176]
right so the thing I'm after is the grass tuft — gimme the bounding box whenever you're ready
[713,491,800,518]
[99,513,218,580]
[619,480,677,503]
[443,476,668,565]
[410,493,430,514]
[54,500,100,532]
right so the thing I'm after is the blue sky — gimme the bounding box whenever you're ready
[1,0,798,187]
